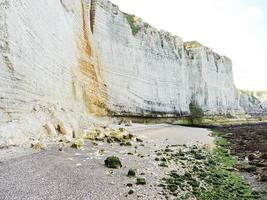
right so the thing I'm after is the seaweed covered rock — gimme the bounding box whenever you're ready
[104,156,122,169]
[127,169,136,177]
[136,177,146,185]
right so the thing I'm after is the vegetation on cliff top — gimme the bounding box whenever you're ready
[124,13,141,36]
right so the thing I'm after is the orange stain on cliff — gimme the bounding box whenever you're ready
[77,0,108,116]
[81,0,93,58]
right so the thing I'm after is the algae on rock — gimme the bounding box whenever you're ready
[104,156,122,169]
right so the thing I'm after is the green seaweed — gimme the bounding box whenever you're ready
[158,131,261,200]
[104,156,122,169]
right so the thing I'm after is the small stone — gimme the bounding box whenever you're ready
[161,157,167,162]
[126,183,133,187]
[120,142,132,146]
[107,138,113,143]
[158,163,168,167]
[127,134,134,139]
[128,189,134,195]
[123,134,133,140]
[136,138,143,143]
[258,171,267,182]
[104,156,122,169]
[71,138,84,149]
[138,154,144,158]
[126,142,132,146]
[127,169,136,177]
[30,141,47,150]
[100,149,105,154]
[92,142,98,146]
[119,127,125,132]
[136,177,146,185]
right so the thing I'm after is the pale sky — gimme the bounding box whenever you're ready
[110,0,267,91]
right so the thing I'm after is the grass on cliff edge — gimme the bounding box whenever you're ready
[124,13,141,36]
[157,130,261,200]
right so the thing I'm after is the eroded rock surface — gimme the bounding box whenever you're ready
[0,0,252,145]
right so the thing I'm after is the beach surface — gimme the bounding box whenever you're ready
[0,124,213,200]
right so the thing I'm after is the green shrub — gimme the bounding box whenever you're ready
[189,102,204,124]
[125,14,141,36]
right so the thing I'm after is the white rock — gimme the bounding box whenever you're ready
[44,122,57,137]
[58,121,73,136]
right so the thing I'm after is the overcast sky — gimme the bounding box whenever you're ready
[110,0,267,91]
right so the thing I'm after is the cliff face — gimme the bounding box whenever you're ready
[0,0,241,145]
[239,91,267,116]
[92,0,240,116]
[0,0,108,123]
[0,0,109,145]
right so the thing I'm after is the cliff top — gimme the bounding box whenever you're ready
[105,0,232,62]
[184,41,203,49]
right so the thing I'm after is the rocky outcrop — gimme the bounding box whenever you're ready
[0,0,242,145]
[239,90,267,116]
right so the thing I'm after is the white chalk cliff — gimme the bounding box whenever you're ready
[239,90,267,116]
[0,0,243,145]
[92,0,241,116]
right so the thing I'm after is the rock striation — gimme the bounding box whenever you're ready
[92,0,240,116]
[0,0,245,145]
[0,0,108,146]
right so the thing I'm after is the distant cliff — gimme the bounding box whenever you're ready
[0,0,247,145]
[239,90,267,116]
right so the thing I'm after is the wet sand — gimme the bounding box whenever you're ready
[132,125,214,146]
